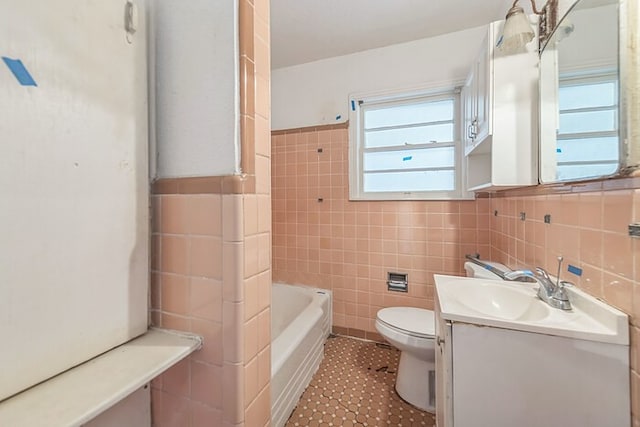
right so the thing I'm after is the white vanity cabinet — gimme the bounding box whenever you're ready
[462,20,539,191]
[434,277,631,427]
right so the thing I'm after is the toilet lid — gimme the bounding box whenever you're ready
[377,307,435,338]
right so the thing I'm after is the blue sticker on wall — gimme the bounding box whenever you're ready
[567,265,582,276]
[2,57,37,86]
[402,156,413,161]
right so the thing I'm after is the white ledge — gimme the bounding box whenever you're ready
[0,328,202,427]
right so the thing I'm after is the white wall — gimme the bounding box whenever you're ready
[0,0,148,401]
[271,25,487,130]
[152,0,239,178]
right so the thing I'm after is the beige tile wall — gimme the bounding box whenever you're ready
[490,189,640,426]
[150,191,271,427]
[271,126,491,335]
[150,194,225,426]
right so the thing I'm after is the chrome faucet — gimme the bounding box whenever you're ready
[504,267,572,310]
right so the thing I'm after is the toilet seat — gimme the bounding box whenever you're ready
[376,307,435,339]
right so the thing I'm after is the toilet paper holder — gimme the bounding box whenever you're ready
[387,272,408,292]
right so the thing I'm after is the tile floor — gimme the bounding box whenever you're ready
[285,336,436,427]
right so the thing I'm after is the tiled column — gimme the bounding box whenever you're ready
[240,0,272,425]
[150,191,225,426]
[149,0,271,422]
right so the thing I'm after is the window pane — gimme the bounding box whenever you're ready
[364,99,454,129]
[556,163,618,181]
[364,147,454,172]
[558,82,616,110]
[364,170,455,192]
[559,109,617,134]
[556,136,619,163]
[365,123,453,148]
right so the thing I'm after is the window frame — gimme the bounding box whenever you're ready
[348,86,472,201]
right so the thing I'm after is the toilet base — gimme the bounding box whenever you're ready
[395,350,435,413]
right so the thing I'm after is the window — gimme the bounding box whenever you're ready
[556,72,619,181]
[349,88,469,200]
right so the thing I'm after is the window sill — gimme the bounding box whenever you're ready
[349,192,475,201]
[0,328,202,427]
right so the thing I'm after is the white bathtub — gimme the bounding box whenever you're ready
[271,283,331,427]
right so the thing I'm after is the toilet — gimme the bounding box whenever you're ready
[375,307,435,412]
[375,261,510,413]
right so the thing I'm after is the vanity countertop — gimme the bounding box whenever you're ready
[435,274,629,345]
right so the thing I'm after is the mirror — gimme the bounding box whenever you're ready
[539,0,620,183]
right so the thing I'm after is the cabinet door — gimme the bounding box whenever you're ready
[474,37,491,143]
[462,70,477,153]
[461,83,471,152]
[435,307,453,426]
[451,323,630,427]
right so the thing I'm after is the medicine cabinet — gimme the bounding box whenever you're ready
[539,0,640,183]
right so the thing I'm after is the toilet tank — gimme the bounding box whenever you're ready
[464,261,509,280]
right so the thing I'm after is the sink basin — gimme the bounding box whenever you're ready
[455,283,549,321]
[435,274,629,345]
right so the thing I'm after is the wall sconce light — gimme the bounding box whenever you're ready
[497,0,558,53]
